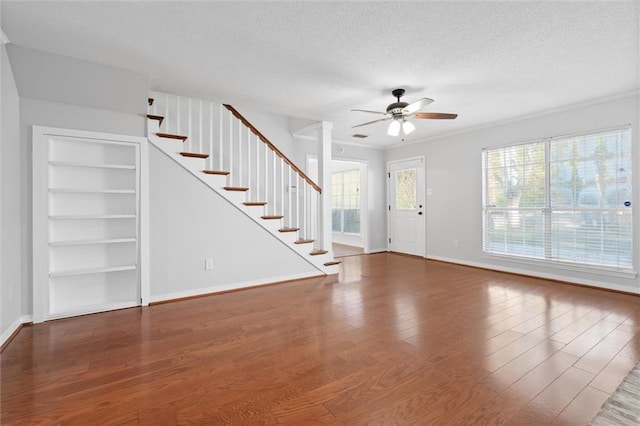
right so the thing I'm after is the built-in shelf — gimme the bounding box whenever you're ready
[49,265,137,278]
[49,161,136,170]
[49,238,137,247]
[48,188,136,194]
[49,214,136,220]
[34,128,142,323]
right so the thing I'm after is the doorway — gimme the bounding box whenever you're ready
[387,157,425,257]
[307,157,369,256]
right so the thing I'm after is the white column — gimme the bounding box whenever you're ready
[317,121,333,250]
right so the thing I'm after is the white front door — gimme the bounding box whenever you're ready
[388,158,425,257]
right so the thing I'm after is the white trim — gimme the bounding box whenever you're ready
[368,248,389,254]
[46,302,139,322]
[427,255,640,294]
[1,318,23,348]
[139,136,150,306]
[482,253,637,280]
[149,272,323,303]
[480,123,631,152]
[0,316,33,348]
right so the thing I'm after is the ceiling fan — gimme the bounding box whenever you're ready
[351,88,458,136]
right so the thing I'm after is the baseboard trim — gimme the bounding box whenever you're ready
[149,272,325,305]
[1,315,33,351]
[426,255,640,296]
[367,249,388,254]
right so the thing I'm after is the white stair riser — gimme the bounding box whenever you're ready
[202,174,228,188]
[222,190,249,204]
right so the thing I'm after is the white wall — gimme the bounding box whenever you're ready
[7,45,145,116]
[238,106,297,157]
[148,145,318,301]
[386,93,640,294]
[1,42,23,343]
[5,45,148,318]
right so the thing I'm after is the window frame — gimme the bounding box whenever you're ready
[481,125,635,277]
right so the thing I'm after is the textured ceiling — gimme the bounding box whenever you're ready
[2,1,639,148]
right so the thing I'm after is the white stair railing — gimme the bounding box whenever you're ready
[149,91,324,249]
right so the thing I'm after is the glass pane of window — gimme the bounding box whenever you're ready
[483,128,632,270]
[485,142,545,208]
[395,168,416,209]
[332,208,342,232]
[551,210,632,267]
[484,209,544,258]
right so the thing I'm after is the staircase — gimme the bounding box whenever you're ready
[146,93,340,276]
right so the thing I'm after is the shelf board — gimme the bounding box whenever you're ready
[49,161,136,170]
[49,188,136,194]
[49,214,136,220]
[50,265,137,278]
[49,238,137,247]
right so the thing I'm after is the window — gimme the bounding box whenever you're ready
[332,169,360,234]
[483,127,632,270]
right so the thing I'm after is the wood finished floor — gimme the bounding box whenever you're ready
[2,253,640,425]
[332,243,364,258]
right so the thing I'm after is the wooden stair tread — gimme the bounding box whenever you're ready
[147,114,164,125]
[224,187,249,192]
[148,98,154,106]
[324,261,342,266]
[157,132,188,142]
[203,170,230,175]
[261,215,284,220]
[278,227,299,233]
[310,249,329,256]
[294,239,314,244]
[180,152,209,159]
[243,201,267,206]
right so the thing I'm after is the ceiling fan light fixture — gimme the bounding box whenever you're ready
[388,119,401,136]
[402,120,416,135]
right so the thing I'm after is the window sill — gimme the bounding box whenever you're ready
[482,252,637,280]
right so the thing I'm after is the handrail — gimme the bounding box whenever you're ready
[223,104,322,194]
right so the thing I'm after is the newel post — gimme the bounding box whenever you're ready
[317,121,333,251]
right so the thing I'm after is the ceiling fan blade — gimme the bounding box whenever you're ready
[414,112,458,120]
[351,109,387,115]
[352,117,392,128]
[402,97,434,114]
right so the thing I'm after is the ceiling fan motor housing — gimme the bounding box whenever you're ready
[387,88,409,115]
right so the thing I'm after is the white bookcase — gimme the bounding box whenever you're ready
[33,127,148,322]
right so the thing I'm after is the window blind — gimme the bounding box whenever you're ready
[483,127,632,269]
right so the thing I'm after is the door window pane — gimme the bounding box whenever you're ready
[395,168,416,209]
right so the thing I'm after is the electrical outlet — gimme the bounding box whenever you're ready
[205,259,213,270]
[453,240,459,248]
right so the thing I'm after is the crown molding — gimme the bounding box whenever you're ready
[385,89,640,150]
